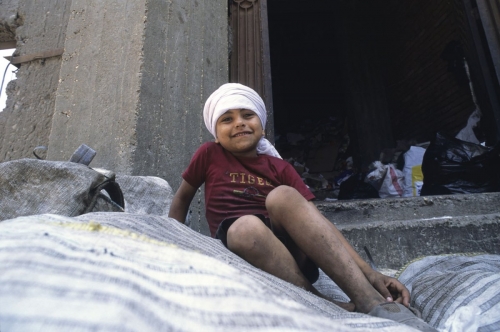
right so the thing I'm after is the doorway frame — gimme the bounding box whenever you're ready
[228,0,275,143]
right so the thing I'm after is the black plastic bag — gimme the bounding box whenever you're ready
[338,173,380,200]
[421,132,500,195]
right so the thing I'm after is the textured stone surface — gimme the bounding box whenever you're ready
[43,0,227,235]
[340,213,500,270]
[317,193,500,269]
[0,0,228,235]
[0,0,71,162]
[132,0,228,235]
[317,192,500,225]
[0,0,20,42]
[46,0,147,173]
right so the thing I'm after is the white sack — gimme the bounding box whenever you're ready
[366,161,404,198]
[403,146,426,197]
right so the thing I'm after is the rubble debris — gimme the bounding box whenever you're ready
[277,116,353,201]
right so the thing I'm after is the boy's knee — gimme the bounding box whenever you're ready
[266,185,302,211]
[226,216,269,254]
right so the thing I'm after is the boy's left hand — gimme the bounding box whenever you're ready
[366,271,410,307]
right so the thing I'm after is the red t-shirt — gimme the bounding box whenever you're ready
[182,142,315,237]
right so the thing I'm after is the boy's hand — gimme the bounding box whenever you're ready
[366,271,410,307]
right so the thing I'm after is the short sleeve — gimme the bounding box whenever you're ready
[182,142,211,189]
[281,163,315,201]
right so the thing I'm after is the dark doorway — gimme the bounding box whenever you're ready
[266,0,500,178]
[267,2,346,135]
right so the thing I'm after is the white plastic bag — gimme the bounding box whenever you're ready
[365,161,404,198]
[455,109,481,144]
[403,146,426,197]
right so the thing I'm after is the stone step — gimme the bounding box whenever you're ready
[315,193,500,269]
[316,192,500,226]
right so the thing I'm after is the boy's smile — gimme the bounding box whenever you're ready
[215,109,264,158]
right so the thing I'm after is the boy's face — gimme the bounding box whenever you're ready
[215,109,264,158]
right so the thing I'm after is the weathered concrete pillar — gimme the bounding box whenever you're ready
[47,0,148,173]
[48,0,228,177]
[50,0,228,234]
[0,0,19,44]
[0,0,71,161]
[1,0,229,234]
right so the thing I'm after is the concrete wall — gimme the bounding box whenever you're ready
[132,0,228,234]
[133,0,228,186]
[0,0,20,43]
[0,0,71,161]
[47,0,147,173]
[0,0,228,234]
[45,0,227,180]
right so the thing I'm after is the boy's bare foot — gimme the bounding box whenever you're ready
[332,300,355,312]
[315,291,355,312]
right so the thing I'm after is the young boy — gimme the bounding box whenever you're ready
[168,83,436,331]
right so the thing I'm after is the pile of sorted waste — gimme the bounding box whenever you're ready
[362,109,500,200]
[275,116,352,201]
[278,109,500,201]
[274,114,426,201]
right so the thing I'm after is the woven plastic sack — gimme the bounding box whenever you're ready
[397,254,500,331]
[0,159,124,221]
[0,213,413,332]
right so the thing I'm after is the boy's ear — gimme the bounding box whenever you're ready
[215,138,219,143]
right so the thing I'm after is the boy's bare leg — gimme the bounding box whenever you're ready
[226,215,354,311]
[265,186,386,314]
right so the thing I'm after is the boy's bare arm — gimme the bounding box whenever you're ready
[168,180,198,224]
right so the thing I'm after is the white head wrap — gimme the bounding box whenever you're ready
[203,83,281,159]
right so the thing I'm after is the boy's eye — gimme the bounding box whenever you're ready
[221,117,232,122]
